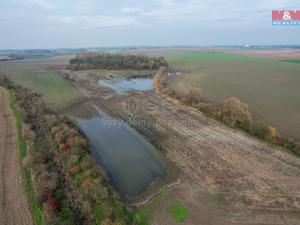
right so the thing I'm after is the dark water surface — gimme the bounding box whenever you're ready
[77,107,164,196]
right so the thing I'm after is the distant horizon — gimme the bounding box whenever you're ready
[0,0,299,49]
[1,44,300,52]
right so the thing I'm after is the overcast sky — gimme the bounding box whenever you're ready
[0,0,299,49]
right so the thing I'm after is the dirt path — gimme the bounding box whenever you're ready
[130,178,182,208]
[0,87,33,225]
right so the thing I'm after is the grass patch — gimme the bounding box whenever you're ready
[135,211,150,225]
[28,56,51,60]
[7,90,27,158]
[282,60,300,64]
[6,90,44,225]
[12,72,83,110]
[168,203,189,223]
[134,191,170,225]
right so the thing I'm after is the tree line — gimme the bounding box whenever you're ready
[67,53,169,71]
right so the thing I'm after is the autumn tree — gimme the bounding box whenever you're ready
[222,97,252,128]
[182,88,203,106]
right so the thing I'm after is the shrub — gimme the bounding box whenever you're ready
[43,202,56,220]
[69,146,83,156]
[55,132,65,144]
[47,198,60,211]
[266,127,279,141]
[100,200,114,219]
[71,137,88,150]
[60,143,70,152]
[46,215,70,225]
[42,190,52,202]
[51,127,60,135]
[236,119,252,133]
[45,115,59,128]
[47,173,59,191]
[59,137,66,144]
[69,166,81,175]
[34,191,44,206]
[250,123,278,142]
[222,97,252,128]
[80,157,94,170]
[102,219,114,225]
[22,129,31,141]
[36,170,59,191]
[68,128,79,138]
[197,102,221,119]
[181,88,202,106]
[69,154,80,165]
[33,152,47,165]
[153,68,167,92]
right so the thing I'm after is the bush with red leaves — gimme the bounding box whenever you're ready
[41,190,52,202]
[60,143,70,152]
[47,198,60,211]
[22,129,31,141]
[59,137,66,144]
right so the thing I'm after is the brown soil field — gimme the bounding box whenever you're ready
[110,92,300,225]
[0,87,33,225]
[65,69,300,225]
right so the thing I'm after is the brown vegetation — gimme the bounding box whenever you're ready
[221,97,252,127]
[153,69,300,156]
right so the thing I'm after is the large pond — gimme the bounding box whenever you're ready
[98,76,153,95]
[76,107,164,196]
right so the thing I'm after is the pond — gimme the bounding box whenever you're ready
[76,107,165,196]
[98,76,153,95]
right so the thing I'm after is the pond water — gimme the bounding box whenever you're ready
[76,107,165,196]
[98,77,153,95]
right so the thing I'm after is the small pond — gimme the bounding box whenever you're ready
[98,76,153,95]
[76,107,164,196]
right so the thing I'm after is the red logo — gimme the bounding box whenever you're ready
[272,10,300,20]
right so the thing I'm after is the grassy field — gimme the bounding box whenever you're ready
[12,72,82,110]
[168,203,189,223]
[166,52,300,140]
[0,59,83,110]
[167,52,257,62]
[283,60,300,64]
